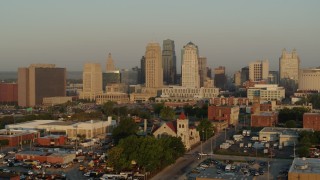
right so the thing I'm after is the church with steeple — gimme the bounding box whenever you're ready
[152,112,200,150]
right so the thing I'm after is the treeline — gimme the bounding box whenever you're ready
[107,135,185,173]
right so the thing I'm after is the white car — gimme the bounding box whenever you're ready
[0,153,6,159]
[28,170,34,175]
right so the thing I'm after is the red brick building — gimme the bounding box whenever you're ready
[15,151,75,164]
[251,112,278,127]
[0,130,39,147]
[0,83,18,104]
[303,113,320,131]
[208,105,239,125]
[37,135,67,146]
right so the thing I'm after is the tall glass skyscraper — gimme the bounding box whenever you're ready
[162,39,176,85]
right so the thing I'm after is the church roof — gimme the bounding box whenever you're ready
[166,121,177,133]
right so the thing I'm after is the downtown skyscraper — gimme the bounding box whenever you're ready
[145,42,163,88]
[81,63,103,100]
[181,42,200,88]
[162,39,176,85]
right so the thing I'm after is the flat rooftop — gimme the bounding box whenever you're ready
[260,127,313,136]
[289,158,320,174]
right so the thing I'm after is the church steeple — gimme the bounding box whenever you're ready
[106,53,116,72]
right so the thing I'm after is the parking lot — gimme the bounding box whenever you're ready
[186,155,292,180]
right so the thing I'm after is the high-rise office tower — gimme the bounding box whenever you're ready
[145,42,163,88]
[140,56,146,85]
[162,39,176,85]
[268,71,279,84]
[279,48,300,85]
[106,53,116,72]
[82,63,103,100]
[249,60,269,81]
[181,42,200,88]
[241,66,249,84]
[214,66,226,89]
[18,64,66,107]
[198,57,207,87]
[234,71,242,87]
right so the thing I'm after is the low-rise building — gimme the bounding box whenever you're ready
[208,105,239,126]
[247,84,285,101]
[259,127,313,146]
[6,117,116,139]
[15,151,75,164]
[0,129,39,147]
[37,135,67,146]
[303,113,320,131]
[153,113,200,150]
[156,86,219,102]
[251,112,278,127]
[96,93,130,104]
[288,158,320,180]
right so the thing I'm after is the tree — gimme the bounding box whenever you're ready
[160,106,175,120]
[297,146,309,157]
[101,101,116,116]
[285,120,296,128]
[112,117,138,145]
[197,119,214,141]
[153,103,164,116]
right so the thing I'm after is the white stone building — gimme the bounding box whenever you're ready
[181,42,200,88]
[247,84,285,101]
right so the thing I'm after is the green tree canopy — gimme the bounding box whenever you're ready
[285,120,296,128]
[160,106,175,120]
[112,117,138,145]
[107,135,185,173]
[196,119,214,141]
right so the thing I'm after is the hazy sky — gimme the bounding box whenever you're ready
[1,1,320,75]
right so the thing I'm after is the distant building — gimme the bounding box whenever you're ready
[198,57,207,87]
[153,113,200,150]
[247,84,285,101]
[241,66,249,84]
[102,70,121,91]
[249,60,269,81]
[208,105,239,126]
[18,64,66,107]
[234,71,241,87]
[145,42,163,88]
[106,53,116,72]
[210,97,249,106]
[140,56,146,85]
[299,68,320,91]
[288,158,320,180]
[303,113,320,131]
[81,63,103,100]
[251,112,278,127]
[162,39,176,85]
[157,86,219,102]
[279,49,300,85]
[0,83,18,105]
[182,42,200,88]
[214,66,226,89]
[268,71,279,84]
[120,68,139,86]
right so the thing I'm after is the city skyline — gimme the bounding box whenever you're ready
[1,1,320,75]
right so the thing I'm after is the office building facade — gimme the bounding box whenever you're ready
[18,64,66,107]
[249,60,269,81]
[81,63,103,100]
[145,42,163,88]
[181,42,200,88]
[162,39,176,85]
